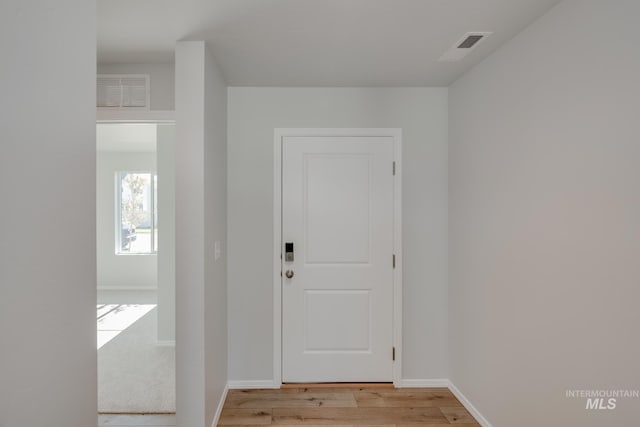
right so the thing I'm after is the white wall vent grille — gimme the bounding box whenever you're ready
[97,74,150,109]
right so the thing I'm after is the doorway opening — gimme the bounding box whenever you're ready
[96,122,176,416]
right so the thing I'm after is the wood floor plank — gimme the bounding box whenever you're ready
[225,390,357,408]
[272,407,447,425]
[219,408,273,425]
[391,388,451,393]
[255,388,391,395]
[354,390,462,408]
[397,424,480,427]
[228,388,386,397]
[270,425,395,427]
[439,406,479,424]
[281,383,394,389]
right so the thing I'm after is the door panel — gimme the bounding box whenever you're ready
[305,155,371,264]
[304,290,371,351]
[282,135,394,383]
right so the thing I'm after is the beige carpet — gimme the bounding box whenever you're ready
[98,307,175,413]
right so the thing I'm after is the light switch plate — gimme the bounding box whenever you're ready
[214,241,221,261]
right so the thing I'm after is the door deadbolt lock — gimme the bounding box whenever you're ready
[285,270,294,279]
[285,242,294,262]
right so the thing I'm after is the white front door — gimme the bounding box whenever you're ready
[281,135,396,383]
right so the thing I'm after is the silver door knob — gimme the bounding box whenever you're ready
[285,270,294,279]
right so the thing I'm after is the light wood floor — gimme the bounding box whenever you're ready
[218,386,480,426]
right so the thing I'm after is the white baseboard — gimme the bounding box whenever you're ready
[448,381,493,427]
[227,380,279,389]
[210,383,229,427]
[156,340,175,347]
[396,378,450,388]
[97,286,158,291]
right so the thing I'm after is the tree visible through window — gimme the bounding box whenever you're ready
[117,172,157,254]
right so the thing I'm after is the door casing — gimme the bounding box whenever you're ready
[273,128,403,386]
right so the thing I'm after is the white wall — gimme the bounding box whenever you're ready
[98,63,175,111]
[449,1,640,426]
[175,41,228,427]
[97,151,158,290]
[204,44,228,426]
[157,125,176,342]
[227,87,448,382]
[0,1,97,426]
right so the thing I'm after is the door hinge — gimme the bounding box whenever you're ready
[392,254,396,269]
[392,161,396,176]
[392,346,396,361]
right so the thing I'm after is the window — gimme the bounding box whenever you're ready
[116,172,157,254]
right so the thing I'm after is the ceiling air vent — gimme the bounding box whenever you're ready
[438,32,492,62]
[97,74,150,109]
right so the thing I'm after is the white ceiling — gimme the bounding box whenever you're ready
[97,0,561,86]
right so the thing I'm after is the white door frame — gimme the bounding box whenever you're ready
[273,128,402,387]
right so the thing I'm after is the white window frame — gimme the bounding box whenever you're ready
[115,171,157,255]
